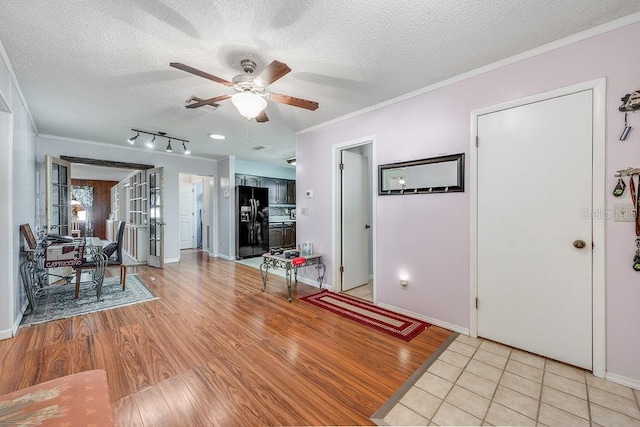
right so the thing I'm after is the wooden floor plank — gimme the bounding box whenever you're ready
[111,394,143,427]
[0,250,452,425]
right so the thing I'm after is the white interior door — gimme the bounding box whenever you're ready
[45,155,72,236]
[179,183,192,249]
[477,90,593,369]
[341,150,369,291]
[148,167,164,268]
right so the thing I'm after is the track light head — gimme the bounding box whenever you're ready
[166,139,173,153]
[183,142,191,155]
[146,135,156,149]
[127,131,139,144]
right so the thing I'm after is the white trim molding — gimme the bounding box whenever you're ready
[377,302,469,336]
[605,372,640,391]
[469,78,607,378]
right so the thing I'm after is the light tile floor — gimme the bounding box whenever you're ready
[375,334,640,426]
[234,256,287,278]
[342,281,373,302]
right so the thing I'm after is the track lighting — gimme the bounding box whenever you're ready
[127,131,139,144]
[128,129,189,155]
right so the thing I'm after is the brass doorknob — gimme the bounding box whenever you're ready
[573,240,586,249]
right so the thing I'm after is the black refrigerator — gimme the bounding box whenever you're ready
[236,185,269,259]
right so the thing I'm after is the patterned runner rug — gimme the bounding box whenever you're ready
[301,290,430,341]
[21,274,157,327]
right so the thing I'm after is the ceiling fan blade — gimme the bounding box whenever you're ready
[170,62,233,87]
[255,110,269,123]
[253,60,291,88]
[186,94,231,109]
[268,92,319,111]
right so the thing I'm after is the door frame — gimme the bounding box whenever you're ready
[469,78,606,377]
[332,135,377,300]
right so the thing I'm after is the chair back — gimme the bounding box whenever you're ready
[92,252,108,300]
[115,221,125,262]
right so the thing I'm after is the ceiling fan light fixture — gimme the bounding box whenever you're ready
[127,131,139,144]
[166,139,173,153]
[231,91,267,119]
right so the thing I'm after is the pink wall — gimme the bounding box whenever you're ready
[297,21,640,382]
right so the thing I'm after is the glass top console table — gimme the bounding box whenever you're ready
[260,253,326,302]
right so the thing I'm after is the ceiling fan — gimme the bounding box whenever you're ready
[170,59,319,122]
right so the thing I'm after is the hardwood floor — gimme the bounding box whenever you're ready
[0,250,452,426]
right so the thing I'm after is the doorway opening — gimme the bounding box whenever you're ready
[333,136,376,303]
[179,173,215,256]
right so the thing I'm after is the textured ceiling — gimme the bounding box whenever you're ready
[1,1,639,165]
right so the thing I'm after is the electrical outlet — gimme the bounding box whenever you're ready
[300,208,308,215]
[615,204,635,222]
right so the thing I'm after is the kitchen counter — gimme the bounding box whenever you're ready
[269,216,296,222]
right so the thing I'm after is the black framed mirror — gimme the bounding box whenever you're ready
[378,153,465,195]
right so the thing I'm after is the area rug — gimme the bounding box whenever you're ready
[301,290,430,341]
[21,275,158,327]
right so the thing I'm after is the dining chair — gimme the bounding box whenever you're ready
[106,221,127,288]
[73,221,127,299]
[74,251,108,301]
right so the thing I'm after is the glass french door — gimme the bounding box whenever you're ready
[147,167,164,268]
[45,155,71,236]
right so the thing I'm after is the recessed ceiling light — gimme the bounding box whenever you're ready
[209,134,226,140]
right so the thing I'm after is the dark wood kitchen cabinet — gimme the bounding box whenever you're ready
[262,177,279,204]
[235,174,295,204]
[286,180,296,204]
[283,222,296,248]
[276,180,288,204]
[269,224,284,248]
[269,222,296,249]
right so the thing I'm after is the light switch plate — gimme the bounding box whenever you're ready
[306,190,314,198]
[614,203,635,222]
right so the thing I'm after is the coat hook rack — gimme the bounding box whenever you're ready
[619,91,640,112]
[615,167,640,177]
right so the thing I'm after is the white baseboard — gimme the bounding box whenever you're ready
[11,299,29,335]
[297,275,332,291]
[376,302,469,335]
[164,258,180,264]
[216,254,233,261]
[605,372,640,391]
[0,328,12,340]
